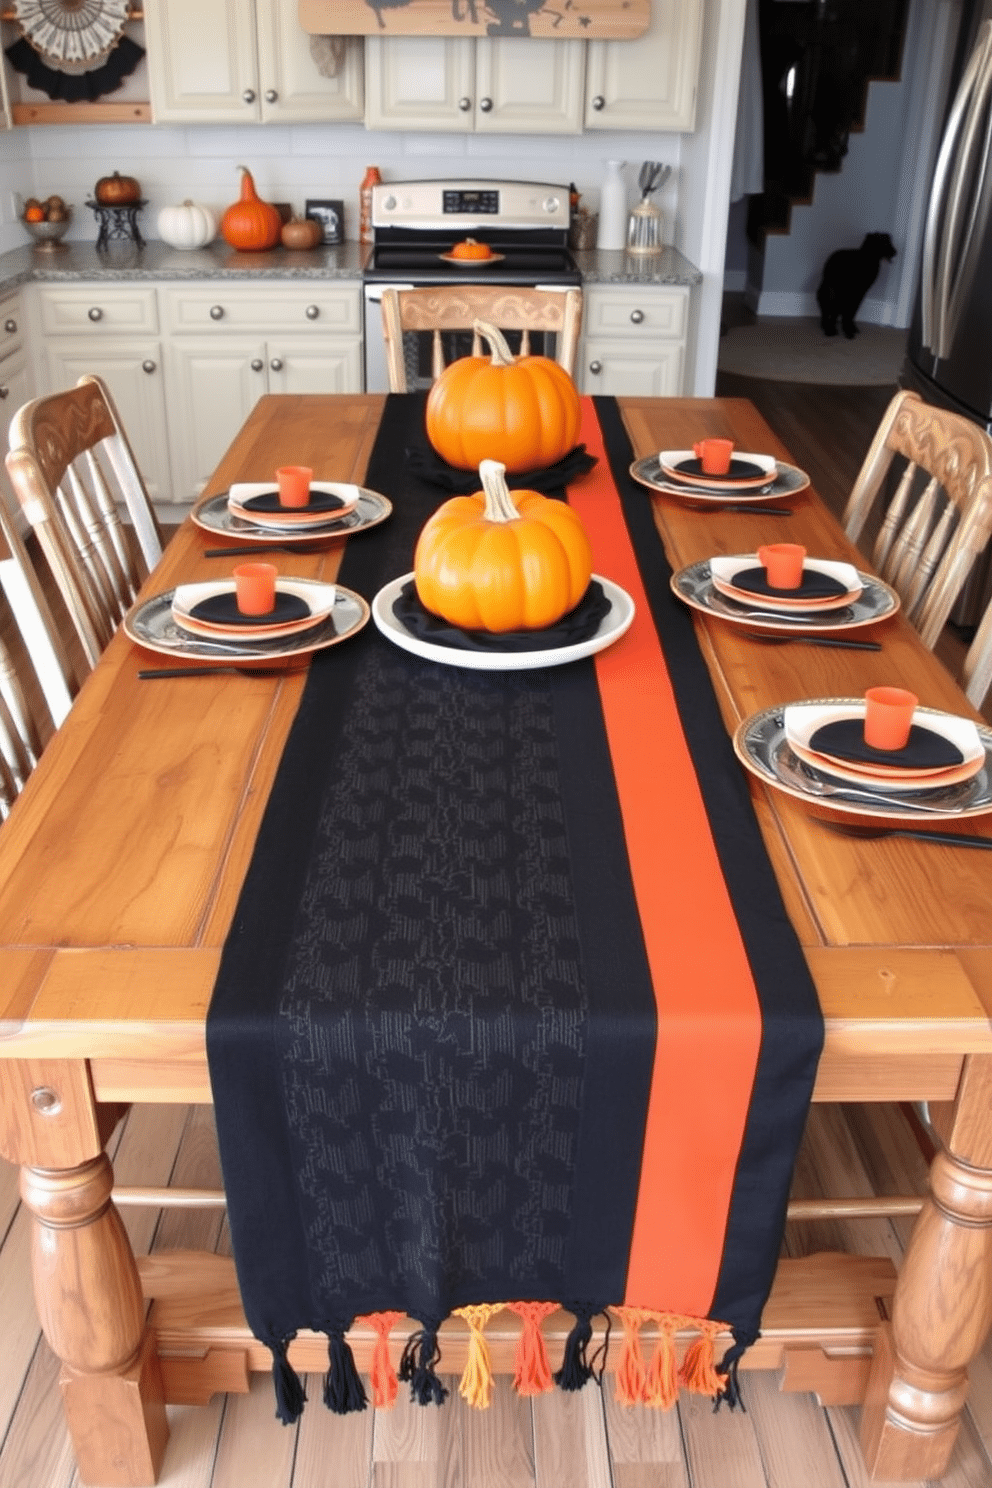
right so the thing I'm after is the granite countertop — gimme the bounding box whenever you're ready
[0,240,701,293]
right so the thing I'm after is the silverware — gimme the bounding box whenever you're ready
[204,543,332,557]
[741,631,881,651]
[779,753,964,813]
[818,820,992,850]
[701,504,793,517]
[138,665,297,679]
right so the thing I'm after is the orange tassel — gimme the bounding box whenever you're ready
[454,1304,504,1409]
[644,1317,679,1409]
[612,1308,652,1406]
[678,1320,726,1398]
[358,1310,404,1409]
[507,1301,558,1396]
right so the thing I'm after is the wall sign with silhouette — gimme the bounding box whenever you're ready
[298,0,650,41]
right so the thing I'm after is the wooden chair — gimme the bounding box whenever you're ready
[380,285,583,393]
[4,374,164,673]
[961,594,992,708]
[842,389,992,649]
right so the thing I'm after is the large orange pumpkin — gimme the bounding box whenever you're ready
[413,458,592,632]
[425,320,582,473]
[221,166,281,252]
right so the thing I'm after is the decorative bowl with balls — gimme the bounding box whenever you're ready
[21,198,71,250]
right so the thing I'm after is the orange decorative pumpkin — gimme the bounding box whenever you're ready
[413,458,592,632]
[449,237,493,260]
[425,320,582,473]
[221,166,282,252]
[281,216,323,250]
[95,171,141,204]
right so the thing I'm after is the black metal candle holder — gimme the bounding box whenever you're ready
[86,199,147,252]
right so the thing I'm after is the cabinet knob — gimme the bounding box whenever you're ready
[588,360,602,375]
[210,305,225,320]
[480,97,493,112]
[630,309,645,325]
[305,304,319,320]
[242,88,256,104]
[0,387,8,400]
[458,96,472,111]
[250,359,264,372]
[142,360,156,374]
[269,358,283,372]
[265,89,278,104]
[592,95,605,110]
[3,319,15,334]
[88,306,103,322]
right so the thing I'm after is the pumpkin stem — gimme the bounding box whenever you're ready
[237,166,258,201]
[479,460,523,523]
[472,320,516,368]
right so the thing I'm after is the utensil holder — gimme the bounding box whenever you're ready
[626,200,663,256]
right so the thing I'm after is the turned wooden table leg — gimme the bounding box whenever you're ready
[0,1060,167,1487]
[861,1055,992,1481]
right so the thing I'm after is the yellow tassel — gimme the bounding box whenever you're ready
[678,1320,726,1397]
[454,1304,503,1409]
[612,1308,652,1406]
[508,1301,558,1396]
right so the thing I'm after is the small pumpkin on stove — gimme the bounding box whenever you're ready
[449,237,493,260]
[220,166,282,252]
[425,320,581,474]
[413,458,592,633]
[94,172,141,205]
[281,216,323,251]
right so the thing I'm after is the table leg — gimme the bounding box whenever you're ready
[861,1055,992,1480]
[0,1060,167,1487]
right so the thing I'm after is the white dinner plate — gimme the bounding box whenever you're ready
[783,700,986,790]
[171,578,337,644]
[709,554,863,612]
[372,573,635,671]
[734,700,992,821]
[192,489,392,544]
[670,557,898,633]
[125,584,369,663]
[630,455,809,504]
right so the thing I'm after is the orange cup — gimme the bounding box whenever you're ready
[233,562,277,616]
[864,686,918,751]
[276,465,313,508]
[758,542,806,590]
[693,437,734,475]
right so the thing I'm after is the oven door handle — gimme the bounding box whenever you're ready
[363,283,416,302]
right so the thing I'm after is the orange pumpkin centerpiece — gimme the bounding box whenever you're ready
[449,237,493,260]
[426,320,582,474]
[413,458,593,633]
[221,165,282,252]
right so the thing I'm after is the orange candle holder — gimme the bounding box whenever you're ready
[233,562,277,615]
[864,686,918,751]
[692,438,734,475]
[276,465,313,508]
[758,542,806,590]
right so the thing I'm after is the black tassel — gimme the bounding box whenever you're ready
[269,1337,307,1425]
[714,1332,753,1412]
[554,1305,605,1392]
[398,1324,449,1406]
[323,1327,368,1414]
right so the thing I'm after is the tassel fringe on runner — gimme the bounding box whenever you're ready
[266,1307,739,1423]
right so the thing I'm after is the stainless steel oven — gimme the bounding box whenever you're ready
[362,178,581,392]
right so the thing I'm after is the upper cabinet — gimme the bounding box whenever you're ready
[364,35,585,134]
[145,0,363,124]
[585,0,703,132]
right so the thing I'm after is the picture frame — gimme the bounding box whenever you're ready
[305,199,344,246]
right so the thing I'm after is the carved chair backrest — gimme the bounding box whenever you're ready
[4,375,164,673]
[380,285,583,393]
[842,390,992,649]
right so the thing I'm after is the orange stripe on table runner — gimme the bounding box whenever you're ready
[568,399,762,1316]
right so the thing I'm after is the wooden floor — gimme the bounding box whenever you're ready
[3,377,992,1486]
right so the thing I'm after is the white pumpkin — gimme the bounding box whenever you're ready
[157,200,217,251]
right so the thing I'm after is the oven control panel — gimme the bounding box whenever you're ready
[372,179,569,231]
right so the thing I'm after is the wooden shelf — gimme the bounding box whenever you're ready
[11,102,150,125]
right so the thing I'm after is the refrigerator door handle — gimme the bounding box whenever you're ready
[932,22,992,357]
[923,22,992,352]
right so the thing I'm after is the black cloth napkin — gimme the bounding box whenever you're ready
[672,456,767,483]
[237,488,349,516]
[405,442,598,494]
[809,718,964,769]
[392,579,611,652]
[188,591,311,627]
[728,565,848,601]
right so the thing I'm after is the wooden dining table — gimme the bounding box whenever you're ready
[0,392,989,1487]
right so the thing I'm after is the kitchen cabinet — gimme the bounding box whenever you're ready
[577,284,689,396]
[145,0,363,123]
[161,284,363,498]
[33,286,172,507]
[0,292,31,525]
[584,0,702,132]
[364,35,585,134]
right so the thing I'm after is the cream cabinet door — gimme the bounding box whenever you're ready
[365,36,474,131]
[163,339,267,500]
[255,1,363,122]
[40,342,173,504]
[0,358,31,525]
[146,0,260,122]
[585,0,703,132]
[267,340,363,396]
[475,38,584,134]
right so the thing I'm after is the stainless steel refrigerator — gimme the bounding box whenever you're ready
[902,0,992,624]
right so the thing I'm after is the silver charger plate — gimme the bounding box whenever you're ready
[734,700,992,821]
[630,454,810,504]
[191,489,392,544]
[671,558,899,632]
[125,585,370,663]
[372,573,635,672]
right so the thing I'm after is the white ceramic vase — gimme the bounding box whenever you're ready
[598,160,628,252]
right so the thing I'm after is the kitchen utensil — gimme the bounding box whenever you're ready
[138,666,295,679]
[741,632,882,651]
[637,161,671,200]
[817,820,992,849]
